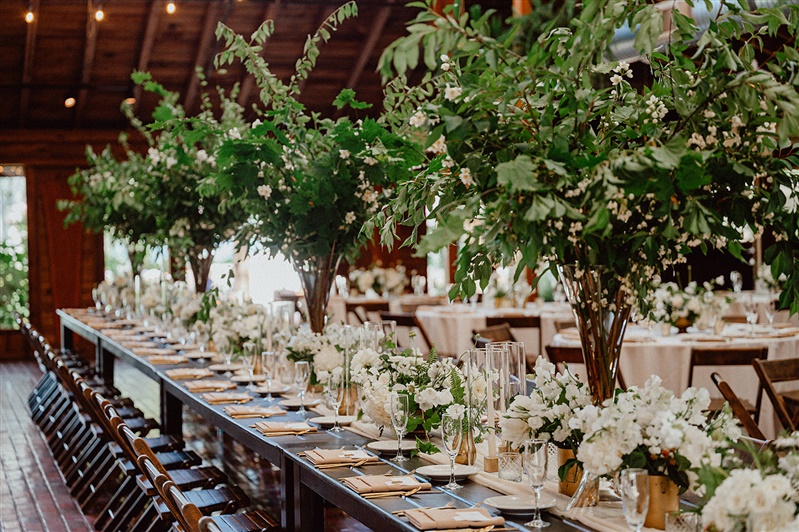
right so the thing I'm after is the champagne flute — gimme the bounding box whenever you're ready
[523,439,550,528]
[327,372,345,432]
[619,468,649,532]
[440,411,464,490]
[294,361,311,414]
[388,393,409,462]
[261,351,276,400]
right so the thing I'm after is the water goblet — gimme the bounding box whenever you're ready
[523,439,550,528]
[240,351,256,392]
[441,411,464,490]
[763,298,777,330]
[326,372,345,432]
[335,275,349,298]
[730,271,743,293]
[294,361,311,414]
[388,392,409,462]
[743,295,759,336]
[261,351,276,400]
[411,274,426,296]
[223,350,234,377]
[619,468,650,532]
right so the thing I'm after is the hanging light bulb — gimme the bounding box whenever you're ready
[94,3,105,21]
[25,9,34,23]
[64,97,77,108]
[166,1,176,15]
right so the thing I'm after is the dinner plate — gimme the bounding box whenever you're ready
[183,350,215,360]
[208,363,244,372]
[230,374,266,384]
[278,397,321,409]
[484,495,557,515]
[252,385,292,396]
[365,440,416,455]
[309,416,356,428]
[415,464,479,482]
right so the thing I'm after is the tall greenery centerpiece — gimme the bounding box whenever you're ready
[378,0,799,404]
[199,1,423,332]
[61,141,161,274]
[124,74,250,293]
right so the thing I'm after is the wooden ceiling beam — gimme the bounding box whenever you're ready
[183,0,226,115]
[237,0,283,107]
[132,0,162,116]
[74,0,100,127]
[18,0,40,128]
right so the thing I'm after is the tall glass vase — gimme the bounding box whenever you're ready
[558,265,631,510]
[295,252,341,334]
[188,246,214,293]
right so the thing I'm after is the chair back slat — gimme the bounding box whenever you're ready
[711,372,766,440]
[486,315,541,329]
[473,323,515,343]
[345,301,390,325]
[688,347,767,421]
[753,358,798,432]
[379,311,433,351]
[545,345,627,390]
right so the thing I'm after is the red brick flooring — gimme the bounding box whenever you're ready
[0,361,93,532]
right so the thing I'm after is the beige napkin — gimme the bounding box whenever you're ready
[404,507,504,531]
[134,347,178,357]
[341,474,431,495]
[223,405,286,419]
[252,421,317,436]
[305,449,379,466]
[200,392,253,405]
[122,340,159,349]
[145,354,188,365]
[184,379,237,392]
[165,368,215,380]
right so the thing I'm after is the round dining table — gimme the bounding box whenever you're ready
[552,323,799,438]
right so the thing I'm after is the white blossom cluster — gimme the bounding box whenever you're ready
[647,278,727,326]
[285,323,367,381]
[348,265,408,297]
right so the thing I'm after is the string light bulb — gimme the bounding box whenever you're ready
[94,4,105,21]
[25,9,34,23]
[166,2,176,14]
[64,97,76,108]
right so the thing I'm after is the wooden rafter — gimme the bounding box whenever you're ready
[183,0,225,114]
[132,0,162,116]
[74,0,100,127]
[18,0,40,127]
[237,0,283,107]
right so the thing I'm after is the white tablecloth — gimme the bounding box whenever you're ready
[552,324,799,438]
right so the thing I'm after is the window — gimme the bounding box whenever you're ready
[0,165,29,328]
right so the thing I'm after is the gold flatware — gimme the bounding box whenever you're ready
[391,502,454,515]
[362,487,435,499]
[315,458,370,470]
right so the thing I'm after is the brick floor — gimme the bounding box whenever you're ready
[0,361,92,532]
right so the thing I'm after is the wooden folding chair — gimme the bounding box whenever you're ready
[711,372,767,440]
[753,357,799,432]
[688,347,767,421]
[379,311,433,352]
[472,323,515,344]
[345,300,390,324]
[545,345,627,390]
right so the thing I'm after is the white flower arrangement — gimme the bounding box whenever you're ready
[574,376,740,492]
[499,356,592,451]
[648,278,727,328]
[699,431,799,532]
[285,323,367,384]
[348,265,408,297]
[206,298,269,356]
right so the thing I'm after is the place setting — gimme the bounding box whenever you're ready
[223,404,287,420]
[302,448,380,469]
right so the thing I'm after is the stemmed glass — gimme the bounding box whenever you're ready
[92,288,102,311]
[294,361,311,414]
[743,295,759,336]
[523,439,550,528]
[261,351,276,400]
[730,271,743,293]
[763,298,777,330]
[388,393,409,462]
[326,372,345,432]
[440,411,464,490]
[619,468,650,532]
[240,350,256,392]
[222,350,234,377]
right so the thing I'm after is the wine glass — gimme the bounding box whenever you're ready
[327,372,345,432]
[440,411,464,490]
[763,298,777,330]
[222,349,234,377]
[261,351,276,400]
[619,468,649,532]
[294,361,311,414]
[743,295,759,336]
[730,271,743,293]
[92,288,102,311]
[523,438,550,528]
[411,274,426,296]
[240,350,256,392]
[388,393,409,462]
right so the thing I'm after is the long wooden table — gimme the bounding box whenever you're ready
[58,308,592,532]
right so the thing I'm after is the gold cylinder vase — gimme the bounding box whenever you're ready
[644,475,680,530]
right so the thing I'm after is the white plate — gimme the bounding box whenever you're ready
[253,385,292,396]
[278,398,321,409]
[309,416,356,428]
[208,363,244,372]
[415,464,479,482]
[484,495,557,514]
[230,374,266,384]
[183,350,215,360]
[366,440,416,455]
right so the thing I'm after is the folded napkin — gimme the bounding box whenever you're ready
[305,449,379,466]
[252,421,317,436]
[341,474,431,495]
[184,379,237,392]
[165,368,215,380]
[146,354,188,365]
[200,392,253,405]
[134,347,178,357]
[223,405,286,419]
[122,340,159,349]
[404,507,505,531]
